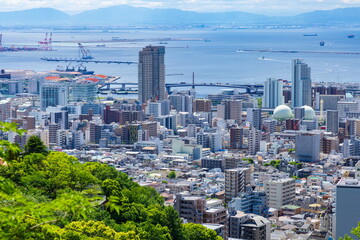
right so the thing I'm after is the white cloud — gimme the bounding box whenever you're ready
[1,0,360,15]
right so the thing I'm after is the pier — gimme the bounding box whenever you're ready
[41,57,137,64]
[238,49,360,55]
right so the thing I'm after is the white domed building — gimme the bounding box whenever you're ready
[302,105,316,120]
[272,105,293,121]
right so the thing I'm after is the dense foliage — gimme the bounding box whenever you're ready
[0,131,223,239]
[340,222,360,239]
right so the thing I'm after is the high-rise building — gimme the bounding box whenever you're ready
[264,178,295,209]
[263,119,277,133]
[335,178,360,239]
[169,93,193,114]
[230,126,244,149]
[337,101,360,118]
[0,98,11,122]
[40,82,68,111]
[247,108,261,130]
[229,212,270,240]
[217,99,242,123]
[248,127,262,155]
[263,78,284,108]
[295,132,321,162]
[142,121,158,138]
[138,46,165,103]
[228,191,268,217]
[225,169,245,202]
[174,194,227,226]
[291,59,312,108]
[193,99,212,112]
[48,123,60,145]
[146,100,170,117]
[89,122,102,144]
[68,82,97,103]
[322,136,339,154]
[326,110,339,134]
[103,106,120,124]
[50,111,69,130]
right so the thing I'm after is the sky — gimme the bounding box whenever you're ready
[1,0,360,16]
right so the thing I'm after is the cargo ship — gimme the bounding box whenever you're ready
[303,34,318,36]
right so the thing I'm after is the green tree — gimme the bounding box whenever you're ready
[288,148,295,154]
[24,135,48,155]
[0,122,225,240]
[182,223,223,240]
[167,171,176,179]
[59,220,140,239]
[340,222,360,239]
[163,206,183,240]
[242,158,254,164]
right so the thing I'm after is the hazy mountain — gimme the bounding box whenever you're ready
[1,6,360,26]
[292,7,360,25]
[0,8,69,25]
[71,5,269,25]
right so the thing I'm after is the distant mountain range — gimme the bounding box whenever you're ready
[2,5,360,26]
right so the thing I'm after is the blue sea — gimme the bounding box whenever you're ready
[1,28,360,97]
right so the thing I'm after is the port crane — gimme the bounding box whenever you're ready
[38,33,52,51]
[41,42,136,64]
[78,43,93,60]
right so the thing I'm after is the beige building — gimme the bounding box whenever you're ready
[264,178,295,209]
[174,195,227,226]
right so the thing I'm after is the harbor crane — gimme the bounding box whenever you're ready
[38,33,52,51]
[78,43,93,60]
[41,42,137,64]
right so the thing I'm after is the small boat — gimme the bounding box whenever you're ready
[320,41,325,46]
[303,34,318,36]
[96,44,106,47]
[348,35,355,39]
[159,42,168,44]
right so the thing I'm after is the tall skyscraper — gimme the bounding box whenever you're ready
[138,46,165,103]
[326,110,339,134]
[262,78,284,108]
[291,59,312,108]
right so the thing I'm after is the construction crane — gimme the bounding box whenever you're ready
[78,43,93,60]
[38,33,52,51]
